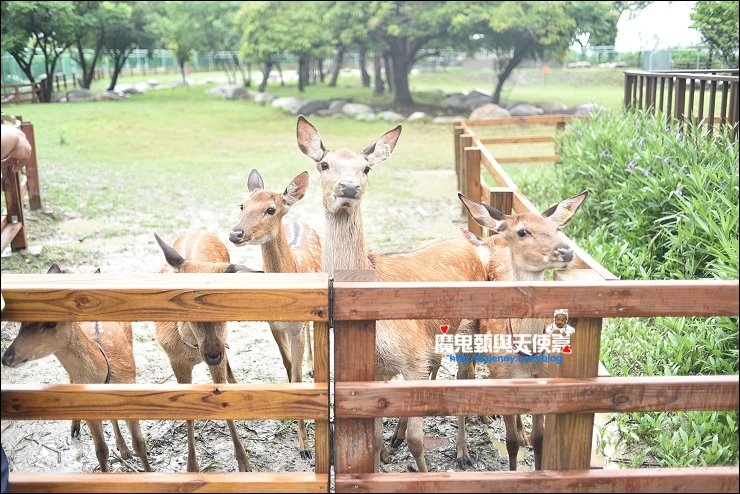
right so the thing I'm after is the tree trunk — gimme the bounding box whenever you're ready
[373,50,384,96]
[383,50,394,93]
[359,45,370,87]
[259,61,273,92]
[298,54,309,92]
[391,55,413,106]
[329,47,345,87]
[491,49,526,105]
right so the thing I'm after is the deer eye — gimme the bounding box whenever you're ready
[318,162,329,171]
[363,166,371,174]
[40,322,57,332]
[517,229,530,238]
[266,207,276,215]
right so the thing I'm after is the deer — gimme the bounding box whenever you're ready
[296,115,487,472]
[228,168,322,460]
[153,229,260,472]
[458,190,588,471]
[1,263,152,473]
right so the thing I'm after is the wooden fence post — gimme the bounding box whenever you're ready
[488,187,513,216]
[19,119,42,210]
[464,146,482,237]
[458,134,473,216]
[334,270,377,485]
[542,268,604,470]
[313,320,330,476]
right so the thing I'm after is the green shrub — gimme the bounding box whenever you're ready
[520,109,739,467]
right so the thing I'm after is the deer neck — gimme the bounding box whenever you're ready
[510,264,547,334]
[54,323,110,384]
[261,230,297,273]
[324,208,368,272]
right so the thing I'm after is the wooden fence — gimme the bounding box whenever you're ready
[623,69,739,139]
[1,74,81,104]
[1,116,42,253]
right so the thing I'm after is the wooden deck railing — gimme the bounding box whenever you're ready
[1,115,42,253]
[623,69,739,139]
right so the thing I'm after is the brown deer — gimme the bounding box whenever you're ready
[1,263,152,473]
[153,229,259,472]
[296,115,486,472]
[228,168,322,460]
[458,190,588,471]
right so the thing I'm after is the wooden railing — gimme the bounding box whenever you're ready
[623,69,739,139]
[1,74,80,104]
[1,115,42,253]
[2,273,738,493]
[1,272,331,493]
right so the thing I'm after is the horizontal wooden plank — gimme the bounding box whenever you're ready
[0,272,329,322]
[479,135,555,144]
[464,114,577,126]
[0,221,23,253]
[2,383,329,420]
[331,279,739,319]
[494,154,560,164]
[9,472,328,493]
[334,376,739,417]
[335,467,739,493]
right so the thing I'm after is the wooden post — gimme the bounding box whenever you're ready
[313,320,330,475]
[1,164,27,251]
[464,147,482,237]
[488,187,513,216]
[542,269,604,471]
[19,120,42,210]
[458,134,473,216]
[334,270,377,484]
[453,125,464,193]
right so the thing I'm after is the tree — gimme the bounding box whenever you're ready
[152,1,204,87]
[104,2,158,91]
[365,1,469,107]
[566,1,619,56]
[70,1,134,89]
[1,1,77,102]
[691,1,739,67]
[470,2,584,104]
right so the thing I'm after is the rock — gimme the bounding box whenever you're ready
[342,103,374,116]
[296,99,331,116]
[377,111,406,122]
[508,104,544,117]
[65,88,96,102]
[538,102,569,114]
[271,96,305,113]
[251,91,275,105]
[406,111,428,122]
[328,100,348,115]
[468,103,511,120]
[432,116,466,124]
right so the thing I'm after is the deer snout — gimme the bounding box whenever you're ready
[2,347,19,367]
[229,227,245,245]
[557,245,574,263]
[203,350,223,366]
[337,181,360,198]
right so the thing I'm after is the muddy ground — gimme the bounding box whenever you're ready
[1,166,539,477]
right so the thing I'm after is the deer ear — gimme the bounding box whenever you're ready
[459,228,485,247]
[458,193,507,233]
[247,169,264,192]
[283,171,309,206]
[362,125,402,165]
[543,190,588,227]
[154,233,185,270]
[47,263,63,274]
[296,115,326,162]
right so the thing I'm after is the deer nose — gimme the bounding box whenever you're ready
[2,348,15,367]
[204,351,223,366]
[229,228,244,244]
[337,181,359,198]
[558,245,574,262]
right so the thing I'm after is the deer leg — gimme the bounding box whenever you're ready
[289,326,311,460]
[304,322,314,378]
[389,418,407,449]
[71,419,81,438]
[85,419,109,472]
[531,414,544,470]
[504,414,529,471]
[112,420,132,460]
[170,359,199,472]
[125,419,152,472]
[455,318,477,469]
[209,359,251,472]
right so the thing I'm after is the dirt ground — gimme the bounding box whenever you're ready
[1,167,537,476]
